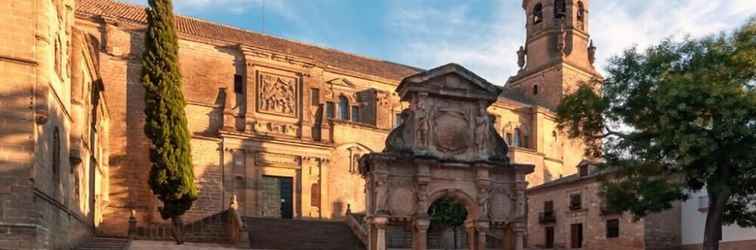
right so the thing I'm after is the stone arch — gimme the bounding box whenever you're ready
[532,3,544,24]
[426,188,479,221]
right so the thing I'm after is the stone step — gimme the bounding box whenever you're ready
[245,217,365,250]
[75,237,130,250]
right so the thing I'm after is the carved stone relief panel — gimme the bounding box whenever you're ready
[252,119,299,137]
[432,110,470,153]
[490,185,515,221]
[388,177,416,217]
[257,72,299,117]
[255,152,301,168]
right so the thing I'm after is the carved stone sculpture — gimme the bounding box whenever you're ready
[517,46,526,69]
[475,105,491,155]
[415,98,430,149]
[374,174,389,214]
[258,73,297,117]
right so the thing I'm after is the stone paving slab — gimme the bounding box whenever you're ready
[129,240,269,250]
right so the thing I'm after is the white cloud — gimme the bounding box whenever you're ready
[387,0,756,85]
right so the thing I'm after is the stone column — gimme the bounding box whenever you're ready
[413,217,430,250]
[477,221,489,250]
[369,216,388,250]
[466,222,478,250]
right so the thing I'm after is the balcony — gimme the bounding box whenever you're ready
[538,211,556,224]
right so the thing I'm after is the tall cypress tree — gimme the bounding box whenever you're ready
[141,0,197,243]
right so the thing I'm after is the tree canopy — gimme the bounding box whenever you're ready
[142,0,198,221]
[557,18,756,249]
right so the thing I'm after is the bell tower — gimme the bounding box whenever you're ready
[507,0,602,110]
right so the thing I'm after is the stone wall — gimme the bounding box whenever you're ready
[70,0,598,239]
[527,177,647,250]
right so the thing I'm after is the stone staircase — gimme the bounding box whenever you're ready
[245,217,366,250]
[75,237,130,250]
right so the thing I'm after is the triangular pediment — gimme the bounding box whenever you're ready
[396,63,501,101]
[327,78,355,89]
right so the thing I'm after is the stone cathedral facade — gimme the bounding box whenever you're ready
[0,0,601,248]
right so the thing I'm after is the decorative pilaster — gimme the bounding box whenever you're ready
[368,216,389,250]
[413,217,430,250]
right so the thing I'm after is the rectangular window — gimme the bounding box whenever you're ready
[544,200,554,212]
[570,193,582,210]
[351,106,360,123]
[545,226,555,248]
[326,102,335,119]
[606,219,620,238]
[234,74,244,94]
[571,223,583,248]
[579,165,589,177]
[310,88,320,106]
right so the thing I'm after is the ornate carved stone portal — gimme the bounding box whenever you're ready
[360,64,534,250]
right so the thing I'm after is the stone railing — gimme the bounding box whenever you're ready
[127,195,248,247]
[345,205,368,245]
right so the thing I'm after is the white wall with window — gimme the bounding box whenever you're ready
[681,189,756,245]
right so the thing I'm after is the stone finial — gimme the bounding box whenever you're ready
[230,194,239,210]
[517,46,527,69]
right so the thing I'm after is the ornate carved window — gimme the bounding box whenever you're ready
[554,0,567,19]
[533,3,544,24]
[339,96,350,120]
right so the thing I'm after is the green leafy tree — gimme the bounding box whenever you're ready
[429,198,467,248]
[141,0,197,244]
[557,19,756,250]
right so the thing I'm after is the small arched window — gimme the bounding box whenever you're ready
[339,96,350,120]
[552,130,558,142]
[533,3,544,24]
[533,84,539,95]
[554,0,567,19]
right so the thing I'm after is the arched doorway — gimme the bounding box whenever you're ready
[428,197,468,250]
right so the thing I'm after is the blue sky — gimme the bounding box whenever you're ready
[124,0,756,84]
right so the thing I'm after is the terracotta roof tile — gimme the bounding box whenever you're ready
[76,0,421,81]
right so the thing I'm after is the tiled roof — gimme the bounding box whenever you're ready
[76,0,421,81]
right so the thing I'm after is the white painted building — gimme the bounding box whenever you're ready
[681,189,756,249]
